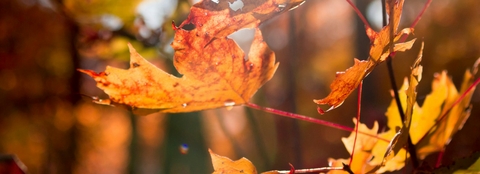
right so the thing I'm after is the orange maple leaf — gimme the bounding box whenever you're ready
[314,0,416,113]
[79,0,306,113]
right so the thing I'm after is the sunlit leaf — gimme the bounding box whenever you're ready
[416,58,480,159]
[209,149,257,174]
[79,0,308,113]
[327,118,379,174]
[314,0,415,113]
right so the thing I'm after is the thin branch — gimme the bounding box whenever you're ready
[381,0,387,26]
[435,150,445,168]
[383,0,419,168]
[272,166,344,174]
[349,81,363,166]
[244,103,390,142]
[346,0,372,30]
[400,0,433,42]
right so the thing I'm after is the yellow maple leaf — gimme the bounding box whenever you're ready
[209,149,257,174]
[328,118,379,174]
[416,59,479,159]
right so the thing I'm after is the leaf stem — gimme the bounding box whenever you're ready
[435,150,445,168]
[271,166,344,174]
[349,81,362,166]
[400,0,432,42]
[346,0,372,30]
[244,102,390,142]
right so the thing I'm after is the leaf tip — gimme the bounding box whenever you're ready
[317,106,325,115]
[77,69,99,77]
[472,57,480,75]
[288,163,295,174]
[127,42,135,53]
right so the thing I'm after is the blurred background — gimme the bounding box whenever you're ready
[1,0,480,173]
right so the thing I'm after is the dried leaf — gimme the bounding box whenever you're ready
[331,45,425,173]
[370,130,408,173]
[79,0,310,113]
[314,59,373,112]
[209,149,257,174]
[381,42,423,166]
[185,0,305,39]
[314,0,415,113]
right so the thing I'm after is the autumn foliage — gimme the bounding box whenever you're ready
[79,0,308,113]
[74,0,479,173]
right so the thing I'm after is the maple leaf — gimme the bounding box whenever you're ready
[431,152,480,173]
[327,118,379,174]
[415,58,479,159]
[314,0,416,113]
[79,0,306,113]
[182,0,305,40]
[328,117,409,173]
[209,149,257,174]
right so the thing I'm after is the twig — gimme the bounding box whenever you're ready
[272,166,344,174]
[382,0,419,168]
[346,0,372,30]
[400,0,433,42]
[244,103,391,142]
[349,81,363,166]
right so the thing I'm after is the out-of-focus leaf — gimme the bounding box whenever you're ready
[314,0,415,113]
[416,58,480,159]
[209,149,257,174]
[428,152,480,173]
[64,0,141,28]
[454,156,480,173]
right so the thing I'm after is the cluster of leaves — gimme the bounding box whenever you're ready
[79,0,480,173]
[329,55,478,173]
